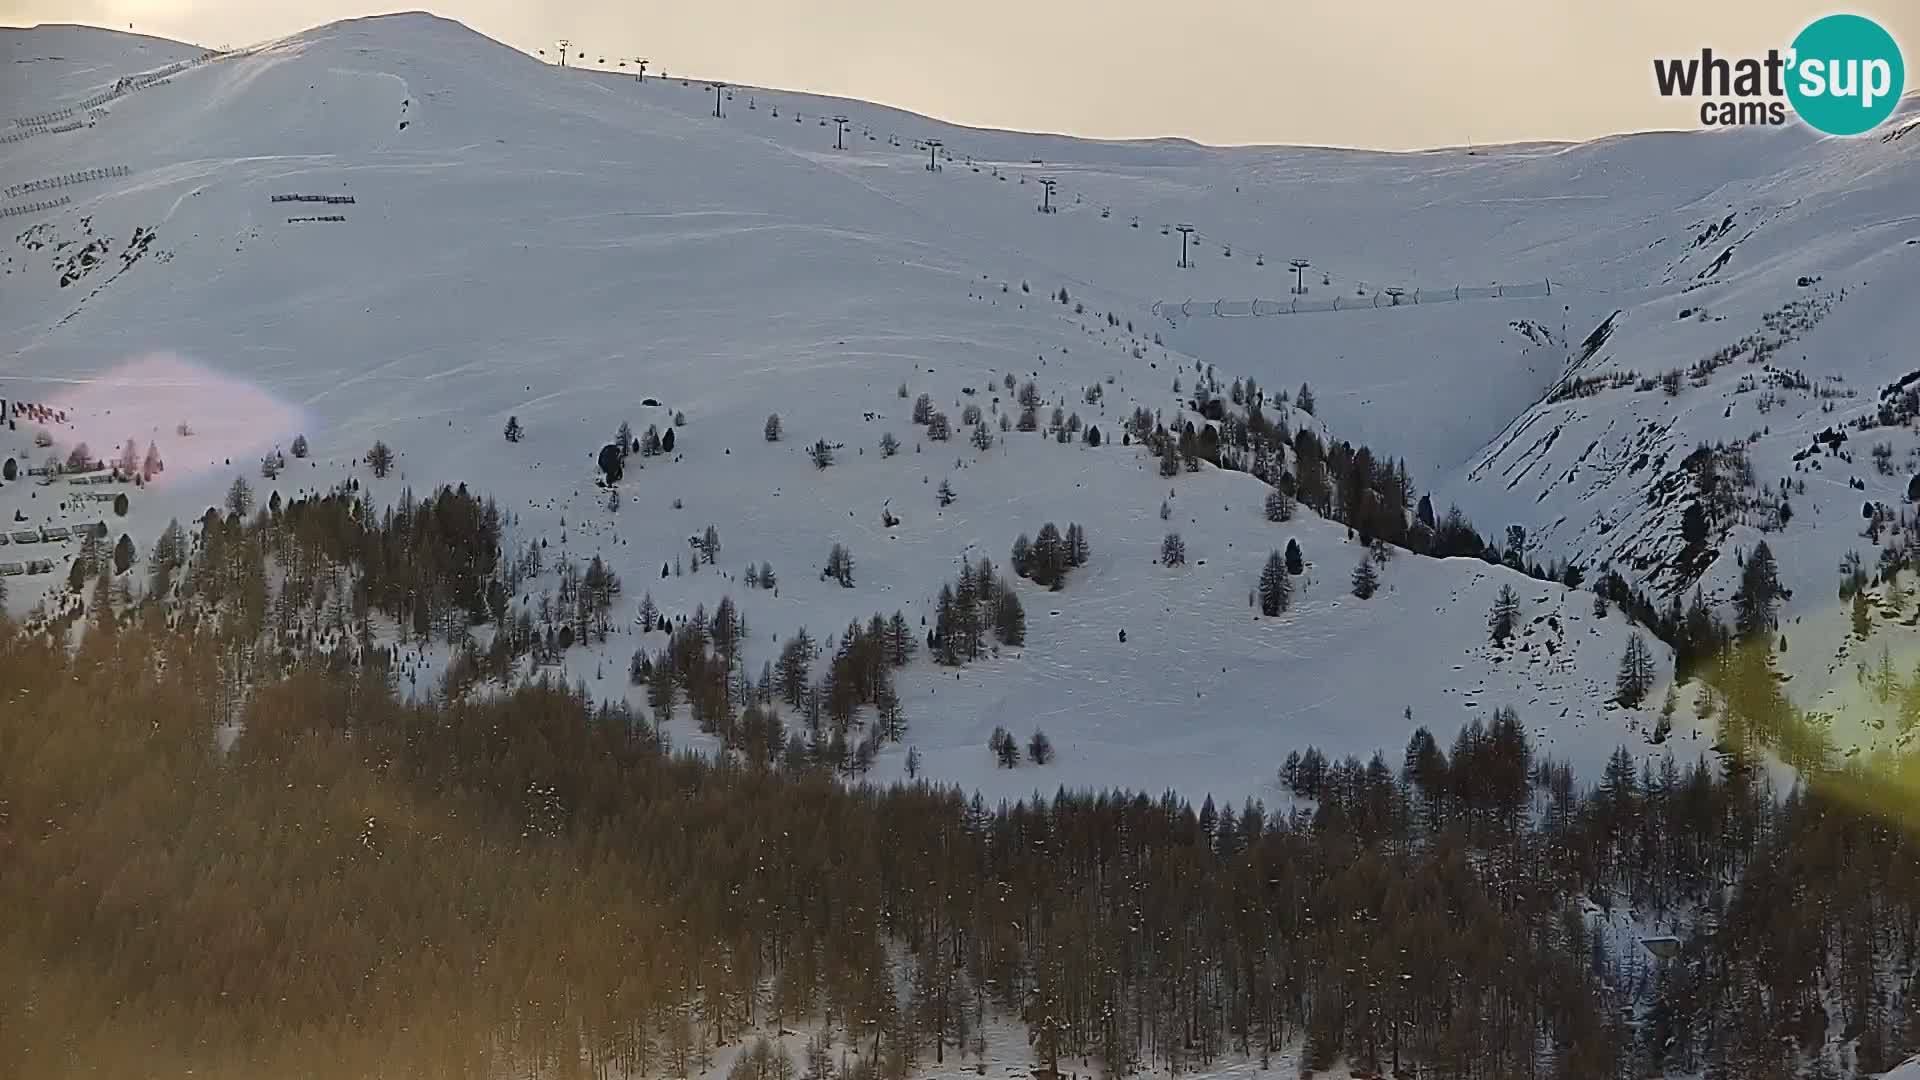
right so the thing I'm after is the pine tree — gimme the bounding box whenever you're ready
[226,476,255,519]
[810,440,835,469]
[1736,540,1781,638]
[1011,534,1032,578]
[1350,556,1378,599]
[824,543,854,587]
[1285,538,1304,575]
[1616,632,1656,707]
[366,440,394,478]
[937,478,955,507]
[1258,551,1290,616]
[617,421,635,458]
[879,431,899,457]
[504,417,522,443]
[995,588,1026,645]
[1489,584,1520,644]
[990,727,1020,767]
[1027,729,1053,765]
[764,414,782,442]
[1297,383,1316,415]
[1265,487,1293,522]
[1032,524,1066,588]
[1161,532,1186,567]
[1065,523,1090,567]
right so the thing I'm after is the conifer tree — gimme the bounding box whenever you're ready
[1258,551,1291,616]
[1161,532,1186,567]
[995,588,1026,645]
[1027,729,1053,765]
[1736,540,1782,639]
[1616,632,1656,707]
[1350,556,1378,599]
[1490,584,1520,644]
[1265,487,1294,522]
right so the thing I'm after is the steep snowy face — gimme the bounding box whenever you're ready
[5,12,1912,798]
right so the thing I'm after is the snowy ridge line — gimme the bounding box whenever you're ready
[0,195,72,220]
[5,165,131,200]
[1151,281,1553,319]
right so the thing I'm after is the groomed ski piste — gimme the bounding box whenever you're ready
[4,12,1920,809]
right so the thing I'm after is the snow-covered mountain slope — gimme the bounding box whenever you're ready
[14,11,1911,801]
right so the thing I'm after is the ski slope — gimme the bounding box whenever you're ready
[6,13,1915,801]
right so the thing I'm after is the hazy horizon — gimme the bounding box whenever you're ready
[1,0,1914,150]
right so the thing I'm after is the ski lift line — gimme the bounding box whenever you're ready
[1151,281,1556,318]
[686,82,1575,302]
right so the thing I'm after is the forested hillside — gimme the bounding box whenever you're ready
[5,494,1920,1080]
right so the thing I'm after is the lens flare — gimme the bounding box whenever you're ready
[8,351,310,489]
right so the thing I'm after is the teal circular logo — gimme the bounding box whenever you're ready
[1787,14,1905,136]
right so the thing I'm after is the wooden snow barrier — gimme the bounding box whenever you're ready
[4,165,131,200]
[0,196,72,220]
[271,194,357,204]
[286,215,348,224]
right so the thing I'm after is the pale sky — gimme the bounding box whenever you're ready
[1,0,1914,149]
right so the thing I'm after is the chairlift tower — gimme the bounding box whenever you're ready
[708,82,727,118]
[1289,258,1311,295]
[1385,287,1407,306]
[625,57,648,81]
[1175,224,1196,268]
[1037,177,1058,214]
[554,39,570,67]
[925,138,943,172]
[831,115,850,150]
